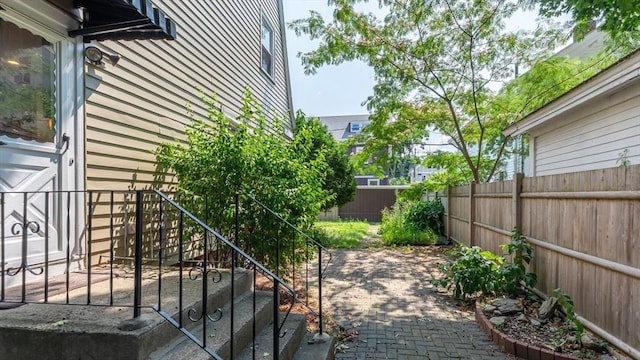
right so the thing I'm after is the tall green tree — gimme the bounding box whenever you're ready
[292,111,357,210]
[534,0,640,40]
[291,0,565,183]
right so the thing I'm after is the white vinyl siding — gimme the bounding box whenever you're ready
[531,83,640,176]
[83,0,291,190]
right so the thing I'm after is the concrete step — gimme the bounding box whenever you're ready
[139,268,255,359]
[148,290,274,360]
[294,333,336,360]
[237,313,307,360]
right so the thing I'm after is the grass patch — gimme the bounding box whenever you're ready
[312,221,370,248]
[380,204,438,246]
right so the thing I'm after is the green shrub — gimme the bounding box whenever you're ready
[155,89,327,273]
[380,203,437,246]
[499,230,537,294]
[433,230,538,299]
[432,246,505,300]
[405,198,445,235]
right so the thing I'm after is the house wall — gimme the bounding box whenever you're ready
[530,81,640,176]
[445,167,640,356]
[83,0,292,191]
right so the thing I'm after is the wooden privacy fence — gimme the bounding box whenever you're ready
[445,165,640,358]
[338,185,410,222]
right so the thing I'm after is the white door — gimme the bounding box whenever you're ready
[0,9,78,283]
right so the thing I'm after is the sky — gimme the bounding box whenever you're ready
[281,0,566,118]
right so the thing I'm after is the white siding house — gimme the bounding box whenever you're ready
[504,49,640,176]
[0,0,292,281]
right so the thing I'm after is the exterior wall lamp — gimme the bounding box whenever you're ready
[84,46,120,66]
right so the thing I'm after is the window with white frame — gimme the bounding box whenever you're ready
[0,17,56,143]
[367,178,380,186]
[261,17,274,77]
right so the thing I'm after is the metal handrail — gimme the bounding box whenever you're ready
[152,190,297,337]
[241,192,332,336]
[0,189,300,360]
[243,192,334,276]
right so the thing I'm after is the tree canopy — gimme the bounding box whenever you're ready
[535,0,640,40]
[292,111,357,210]
[291,0,566,184]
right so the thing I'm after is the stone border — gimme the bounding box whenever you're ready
[474,301,582,360]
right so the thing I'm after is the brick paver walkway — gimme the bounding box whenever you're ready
[322,246,512,360]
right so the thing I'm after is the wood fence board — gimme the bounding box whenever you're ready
[445,165,640,350]
[594,267,613,332]
[626,166,640,190]
[615,274,629,345]
[632,202,640,268]
[579,262,596,324]
[630,277,640,347]
[575,199,597,257]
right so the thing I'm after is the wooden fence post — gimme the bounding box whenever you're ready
[469,182,476,247]
[513,173,523,233]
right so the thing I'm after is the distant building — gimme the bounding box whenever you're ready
[317,114,390,185]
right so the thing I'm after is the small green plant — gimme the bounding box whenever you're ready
[499,229,537,295]
[552,288,584,340]
[616,149,630,167]
[432,246,505,300]
[433,231,538,299]
[380,202,437,246]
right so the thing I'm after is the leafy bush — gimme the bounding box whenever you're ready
[380,202,437,246]
[499,230,537,294]
[432,246,505,300]
[155,89,327,272]
[405,198,445,235]
[433,230,537,299]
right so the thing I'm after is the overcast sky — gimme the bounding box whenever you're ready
[282,1,566,117]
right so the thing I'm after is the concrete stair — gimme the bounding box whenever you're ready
[0,267,334,360]
[147,269,334,360]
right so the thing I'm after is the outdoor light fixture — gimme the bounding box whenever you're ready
[84,46,120,66]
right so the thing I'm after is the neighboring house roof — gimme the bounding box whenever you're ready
[317,114,371,141]
[503,48,640,137]
[555,30,607,60]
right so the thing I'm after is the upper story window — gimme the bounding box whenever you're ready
[350,122,361,133]
[0,17,56,143]
[261,17,274,77]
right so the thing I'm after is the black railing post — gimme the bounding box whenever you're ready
[133,190,143,318]
[317,247,323,336]
[273,280,280,360]
[234,193,239,267]
[291,227,295,292]
[275,236,280,278]
[310,246,330,344]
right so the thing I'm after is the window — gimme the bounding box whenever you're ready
[367,178,380,186]
[350,121,370,133]
[261,18,274,77]
[0,18,56,143]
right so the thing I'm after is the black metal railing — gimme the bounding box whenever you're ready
[0,189,330,359]
[239,193,332,337]
[153,190,298,359]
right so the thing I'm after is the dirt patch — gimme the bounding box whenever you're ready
[479,295,628,359]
